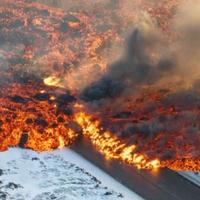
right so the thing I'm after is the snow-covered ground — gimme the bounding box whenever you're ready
[178,172,200,187]
[0,148,143,200]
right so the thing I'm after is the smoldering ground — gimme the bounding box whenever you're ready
[81,0,200,108]
[79,0,200,148]
[81,28,174,102]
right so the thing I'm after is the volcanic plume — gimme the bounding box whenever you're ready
[0,0,200,171]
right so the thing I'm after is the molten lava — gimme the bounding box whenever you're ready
[0,0,200,172]
[0,83,78,151]
[75,112,160,169]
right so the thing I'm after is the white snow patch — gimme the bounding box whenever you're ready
[53,148,144,200]
[0,148,144,200]
[178,172,200,187]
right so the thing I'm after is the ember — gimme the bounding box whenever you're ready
[0,0,200,172]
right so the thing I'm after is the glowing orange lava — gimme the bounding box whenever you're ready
[0,0,199,172]
[75,112,160,169]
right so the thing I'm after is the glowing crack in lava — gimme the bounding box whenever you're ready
[0,0,200,172]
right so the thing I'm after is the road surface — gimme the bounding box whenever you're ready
[72,138,200,200]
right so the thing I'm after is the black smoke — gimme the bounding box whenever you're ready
[81,29,174,102]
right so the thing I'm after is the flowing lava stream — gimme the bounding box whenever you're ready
[74,110,200,172]
[0,0,200,172]
[75,111,160,170]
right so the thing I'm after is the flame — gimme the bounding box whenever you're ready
[0,0,199,172]
[43,76,63,88]
[0,83,78,152]
[58,136,65,149]
[75,112,160,169]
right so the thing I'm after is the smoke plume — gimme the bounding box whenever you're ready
[81,0,200,110]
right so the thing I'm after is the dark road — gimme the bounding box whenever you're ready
[72,138,200,200]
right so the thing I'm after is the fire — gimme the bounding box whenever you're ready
[75,112,160,169]
[43,76,63,88]
[0,83,78,152]
[0,0,200,172]
[58,136,65,149]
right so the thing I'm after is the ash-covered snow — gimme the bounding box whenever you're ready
[0,148,126,200]
[0,148,143,200]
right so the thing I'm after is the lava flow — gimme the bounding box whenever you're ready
[0,82,78,151]
[0,0,200,172]
[75,112,160,170]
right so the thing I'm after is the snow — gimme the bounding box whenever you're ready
[0,148,144,200]
[178,172,200,187]
[53,148,144,200]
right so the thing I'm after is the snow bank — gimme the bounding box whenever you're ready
[178,172,200,187]
[0,148,143,200]
[53,148,144,200]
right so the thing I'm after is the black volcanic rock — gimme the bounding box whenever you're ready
[63,15,80,23]
[160,150,175,161]
[62,107,73,116]
[6,182,21,190]
[56,106,73,116]
[34,93,49,101]
[104,191,113,196]
[10,95,27,104]
[57,116,64,123]
[35,118,48,127]
[60,21,69,32]
[18,133,28,148]
[81,76,124,101]
[56,93,76,105]
[0,192,6,200]
[67,121,82,135]
[32,157,39,161]
[25,118,33,124]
